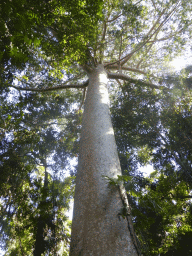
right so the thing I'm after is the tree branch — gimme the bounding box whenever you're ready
[10,80,89,92]
[117,9,167,66]
[147,26,186,44]
[119,11,170,66]
[136,30,160,68]
[79,87,87,110]
[151,0,157,10]
[106,3,181,68]
[162,192,192,200]
[98,20,108,63]
[107,13,122,23]
[107,72,165,90]
[102,21,107,42]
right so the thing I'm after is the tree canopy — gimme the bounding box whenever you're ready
[0,0,192,255]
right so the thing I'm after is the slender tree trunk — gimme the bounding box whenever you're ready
[70,64,138,255]
[34,167,48,256]
[34,165,55,256]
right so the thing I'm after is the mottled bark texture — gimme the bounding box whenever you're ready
[70,64,138,255]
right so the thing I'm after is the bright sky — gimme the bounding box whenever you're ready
[171,55,192,71]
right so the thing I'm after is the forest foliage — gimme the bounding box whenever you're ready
[0,0,192,255]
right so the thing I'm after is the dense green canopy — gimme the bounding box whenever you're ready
[111,67,192,255]
[0,0,192,255]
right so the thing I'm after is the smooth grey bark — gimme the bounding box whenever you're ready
[70,64,138,255]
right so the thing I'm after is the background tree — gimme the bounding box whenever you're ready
[111,66,192,255]
[0,86,78,255]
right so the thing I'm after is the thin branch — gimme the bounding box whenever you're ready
[136,45,153,69]
[120,9,172,66]
[116,79,125,95]
[86,47,98,67]
[107,13,122,23]
[146,1,181,40]
[135,0,143,5]
[118,34,123,72]
[151,0,157,10]
[101,21,107,42]
[146,8,167,38]
[149,3,180,38]
[147,26,186,43]
[166,195,192,200]
[107,72,166,90]
[104,38,152,68]
[104,55,131,68]
[118,8,168,66]
[98,20,108,63]
[95,37,116,52]
[79,87,87,110]
[106,2,181,68]
[10,80,89,92]
[136,30,160,69]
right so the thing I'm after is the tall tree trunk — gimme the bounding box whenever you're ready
[70,64,138,255]
[34,165,53,256]
[34,167,48,256]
